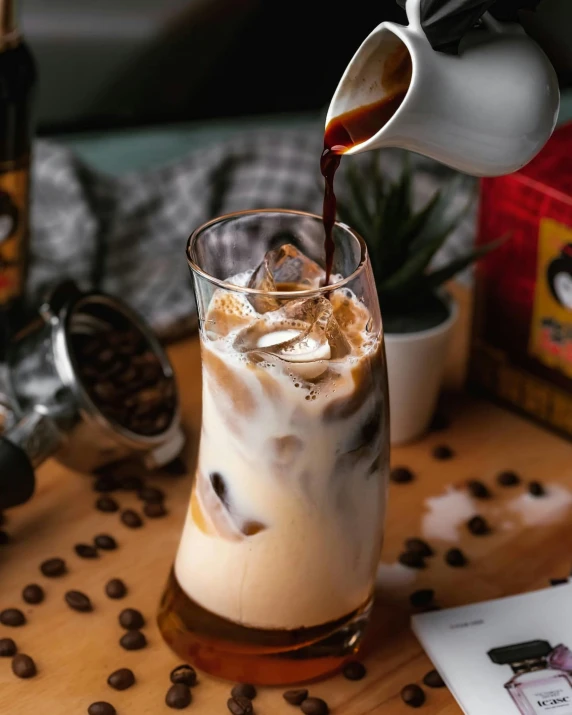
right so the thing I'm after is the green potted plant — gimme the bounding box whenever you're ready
[336,152,498,444]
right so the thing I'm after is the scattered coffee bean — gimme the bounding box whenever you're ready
[423,669,445,688]
[96,496,119,513]
[432,444,454,460]
[107,667,135,691]
[93,475,119,493]
[143,501,167,518]
[0,638,16,656]
[105,579,127,599]
[445,547,468,567]
[0,530,10,545]
[283,689,308,705]
[166,683,192,709]
[497,470,521,487]
[94,534,117,551]
[65,590,93,613]
[467,515,490,535]
[88,702,116,715]
[342,661,366,680]
[550,578,568,586]
[409,589,435,608]
[390,466,414,484]
[398,551,426,569]
[529,481,546,497]
[429,412,450,431]
[119,475,144,492]
[22,584,44,605]
[401,684,425,708]
[227,695,253,715]
[12,653,36,678]
[405,538,434,558]
[138,486,165,503]
[75,543,99,559]
[40,557,67,577]
[163,457,187,476]
[0,608,25,626]
[467,480,492,499]
[301,697,329,715]
[119,630,146,650]
[121,509,143,528]
[119,608,145,630]
[231,683,257,700]
[170,664,197,687]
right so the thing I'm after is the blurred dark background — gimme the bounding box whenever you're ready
[21,0,571,135]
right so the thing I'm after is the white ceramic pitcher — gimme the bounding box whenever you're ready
[326,0,560,176]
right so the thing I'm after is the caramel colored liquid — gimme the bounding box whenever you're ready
[158,569,372,685]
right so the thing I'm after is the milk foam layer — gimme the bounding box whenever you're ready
[175,260,388,630]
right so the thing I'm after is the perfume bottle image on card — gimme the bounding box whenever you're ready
[489,640,572,715]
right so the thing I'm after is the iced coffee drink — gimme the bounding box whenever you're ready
[158,210,389,684]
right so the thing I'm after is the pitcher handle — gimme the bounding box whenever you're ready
[405,0,423,33]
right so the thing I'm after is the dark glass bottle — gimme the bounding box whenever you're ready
[0,0,36,360]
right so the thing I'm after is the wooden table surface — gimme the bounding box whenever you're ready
[1,286,572,715]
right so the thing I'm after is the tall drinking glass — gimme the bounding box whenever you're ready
[158,209,389,685]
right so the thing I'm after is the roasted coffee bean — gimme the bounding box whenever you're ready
[301,697,329,715]
[96,496,119,513]
[170,664,197,687]
[398,551,426,569]
[119,475,144,492]
[401,684,425,708]
[445,547,468,567]
[105,579,127,599]
[0,638,16,656]
[94,534,117,550]
[65,590,93,613]
[75,543,99,559]
[342,661,366,680]
[40,557,67,577]
[0,530,10,545]
[423,669,445,688]
[22,584,44,605]
[529,481,546,497]
[0,608,25,626]
[550,578,568,586]
[12,653,36,678]
[432,444,454,460]
[138,486,165,503]
[467,480,492,499]
[163,457,187,476]
[390,466,414,484]
[121,509,143,528]
[405,538,434,558]
[143,501,167,518]
[231,683,257,700]
[166,683,192,709]
[497,470,521,487]
[88,702,116,715]
[409,589,435,608]
[119,630,146,650]
[228,696,253,715]
[429,412,450,431]
[283,689,308,706]
[467,515,490,535]
[119,608,144,630]
[93,475,119,493]
[107,668,135,691]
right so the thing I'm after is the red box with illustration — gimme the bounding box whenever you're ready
[469,121,572,439]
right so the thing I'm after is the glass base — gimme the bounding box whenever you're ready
[157,569,372,685]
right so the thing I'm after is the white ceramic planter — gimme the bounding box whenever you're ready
[385,298,458,445]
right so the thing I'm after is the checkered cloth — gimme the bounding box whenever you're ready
[30,128,476,342]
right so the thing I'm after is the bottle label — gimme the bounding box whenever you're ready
[0,158,30,306]
[521,678,572,713]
